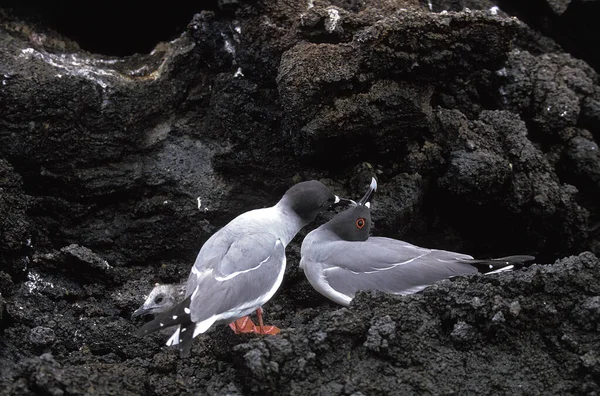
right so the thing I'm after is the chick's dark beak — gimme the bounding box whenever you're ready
[131,307,150,319]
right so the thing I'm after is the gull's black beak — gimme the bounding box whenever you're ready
[334,196,357,206]
[358,177,377,206]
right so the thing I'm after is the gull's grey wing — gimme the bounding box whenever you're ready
[307,236,473,273]
[301,235,475,305]
[186,232,286,324]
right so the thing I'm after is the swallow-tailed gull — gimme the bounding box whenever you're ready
[300,178,535,306]
[136,180,348,357]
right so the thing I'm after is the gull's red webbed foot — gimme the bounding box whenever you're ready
[254,307,281,335]
[228,316,257,334]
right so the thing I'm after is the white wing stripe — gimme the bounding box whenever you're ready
[191,285,200,299]
[485,265,514,275]
[324,252,430,275]
[214,254,272,281]
[192,266,214,277]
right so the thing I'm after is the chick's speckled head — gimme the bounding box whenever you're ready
[131,283,185,318]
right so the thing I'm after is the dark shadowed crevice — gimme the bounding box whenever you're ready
[1,0,222,56]
[496,0,600,73]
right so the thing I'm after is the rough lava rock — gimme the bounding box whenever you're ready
[0,158,31,279]
[1,0,600,395]
[232,252,600,395]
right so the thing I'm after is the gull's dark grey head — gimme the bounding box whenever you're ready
[325,204,372,241]
[131,284,185,318]
[323,177,377,241]
[282,180,341,223]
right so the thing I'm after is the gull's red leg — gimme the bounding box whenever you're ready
[228,316,257,333]
[254,307,280,335]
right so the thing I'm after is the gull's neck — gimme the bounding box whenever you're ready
[274,200,307,246]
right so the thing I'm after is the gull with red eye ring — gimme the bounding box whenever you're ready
[134,180,352,357]
[355,218,366,229]
[300,177,535,306]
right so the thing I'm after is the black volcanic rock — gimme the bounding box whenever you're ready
[230,252,600,395]
[0,0,599,395]
[0,158,31,278]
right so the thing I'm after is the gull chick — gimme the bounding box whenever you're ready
[131,284,185,318]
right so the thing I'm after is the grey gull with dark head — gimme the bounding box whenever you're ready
[135,180,348,357]
[300,178,535,306]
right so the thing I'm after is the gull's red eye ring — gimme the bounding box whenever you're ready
[356,218,365,229]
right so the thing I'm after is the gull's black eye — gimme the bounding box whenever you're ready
[356,218,365,229]
[154,296,164,304]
